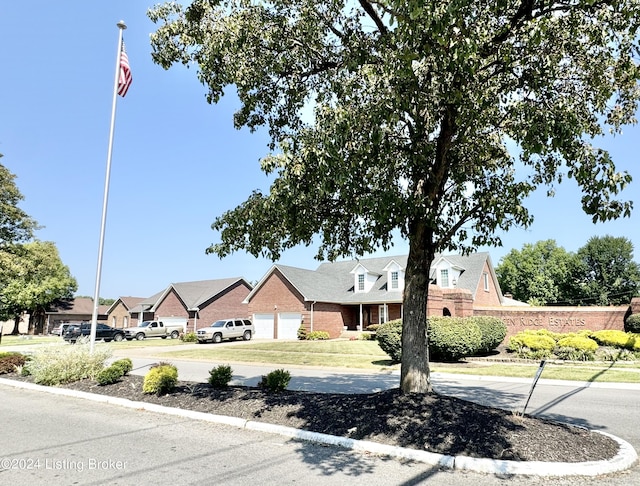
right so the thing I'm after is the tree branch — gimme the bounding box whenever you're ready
[358,0,387,36]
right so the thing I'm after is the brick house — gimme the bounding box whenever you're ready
[45,297,109,333]
[245,252,504,339]
[114,278,253,333]
[105,297,147,329]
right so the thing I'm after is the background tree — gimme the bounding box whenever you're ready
[0,155,39,247]
[149,1,640,393]
[0,241,77,334]
[574,235,640,305]
[495,240,577,305]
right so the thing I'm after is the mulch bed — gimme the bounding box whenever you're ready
[4,372,619,463]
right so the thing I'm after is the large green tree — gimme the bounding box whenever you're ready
[496,240,578,305]
[0,156,38,247]
[574,235,640,305]
[149,1,639,393]
[0,241,77,334]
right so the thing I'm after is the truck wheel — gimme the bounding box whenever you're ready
[135,333,145,341]
[170,330,179,339]
[243,331,252,341]
[114,334,124,342]
[161,336,167,339]
[213,333,222,344]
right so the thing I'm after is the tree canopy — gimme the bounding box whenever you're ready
[495,239,577,305]
[0,156,39,247]
[575,235,640,305]
[149,0,640,393]
[0,241,78,332]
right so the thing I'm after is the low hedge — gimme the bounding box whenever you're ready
[469,316,507,354]
[375,319,403,363]
[429,317,482,362]
[507,330,556,359]
[590,330,638,350]
[625,314,640,334]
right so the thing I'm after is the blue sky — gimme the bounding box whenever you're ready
[1,2,638,300]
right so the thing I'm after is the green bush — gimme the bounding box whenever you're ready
[180,332,198,343]
[508,330,556,359]
[375,319,403,363]
[111,358,133,375]
[208,364,233,388]
[625,314,640,334]
[143,363,178,395]
[259,368,291,393]
[590,330,636,350]
[297,324,308,340]
[25,339,112,385]
[469,316,507,354]
[307,331,330,340]
[365,324,380,332]
[0,353,27,374]
[96,366,124,386]
[429,317,483,361]
[554,335,598,361]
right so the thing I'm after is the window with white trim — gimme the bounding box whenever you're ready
[358,274,365,291]
[440,269,449,287]
[483,272,489,291]
[378,305,388,324]
[391,271,399,289]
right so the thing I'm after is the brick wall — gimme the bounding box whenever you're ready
[194,282,251,332]
[474,305,629,339]
[108,302,131,329]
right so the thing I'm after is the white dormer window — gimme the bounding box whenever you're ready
[383,260,405,292]
[351,263,379,293]
[440,269,449,287]
[391,271,399,289]
[358,274,365,291]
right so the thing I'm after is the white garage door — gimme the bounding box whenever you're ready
[278,313,302,340]
[253,313,274,339]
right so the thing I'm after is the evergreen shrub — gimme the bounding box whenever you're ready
[96,366,124,386]
[307,331,330,340]
[143,363,178,395]
[111,358,133,375]
[590,330,636,350]
[625,314,640,334]
[429,317,482,361]
[375,319,402,363]
[508,330,556,359]
[259,368,291,392]
[470,316,507,354]
[554,335,598,361]
[208,364,233,388]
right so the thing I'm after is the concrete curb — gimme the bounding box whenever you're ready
[1,377,636,477]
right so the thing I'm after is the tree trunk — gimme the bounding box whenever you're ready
[11,315,21,335]
[400,221,436,394]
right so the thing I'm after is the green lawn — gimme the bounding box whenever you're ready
[4,336,639,383]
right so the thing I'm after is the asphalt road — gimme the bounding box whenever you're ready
[1,384,638,486]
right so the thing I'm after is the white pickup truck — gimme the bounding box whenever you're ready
[124,321,183,341]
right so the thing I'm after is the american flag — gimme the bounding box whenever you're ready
[117,41,132,97]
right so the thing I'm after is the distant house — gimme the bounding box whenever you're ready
[113,278,253,333]
[105,297,147,329]
[45,297,109,333]
[245,252,504,339]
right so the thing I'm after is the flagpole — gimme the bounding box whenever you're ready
[90,20,127,353]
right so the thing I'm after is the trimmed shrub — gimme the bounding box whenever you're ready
[307,331,330,340]
[508,330,556,359]
[554,335,598,361]
[470,316,507,354]
[259,368,291,393]
[111,358,133,376]
[208,364,233,388]
[25,339,112,385]
[180,332,198,343]
[376,319,403,363]
[96,366,124,386]
[143,363,178,395]
[297,324,308,340]
[365,324,380,332]
[590,330,636,350]
[625,314,640,334]
[0,353,27,374]
[429,317,482,362]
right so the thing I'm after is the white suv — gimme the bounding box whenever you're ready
[196,319,254,344]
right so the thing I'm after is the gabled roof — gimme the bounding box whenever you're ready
[106,296,146,314]
[247,252,503,305]
[46,297,109,316]
[143,278,251,312]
